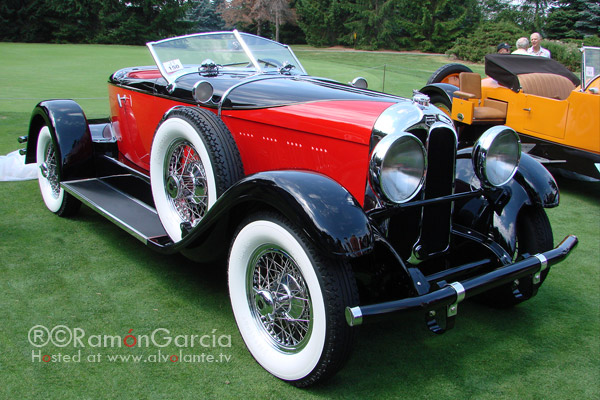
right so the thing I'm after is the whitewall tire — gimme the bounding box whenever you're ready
[228,213,358,386]
[150,107,243,243]
[36,125,80,216]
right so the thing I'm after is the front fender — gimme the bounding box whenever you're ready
[169,170,374,261]
[455,150,558,255]
[26,100,94,181]
[419,83,458,105]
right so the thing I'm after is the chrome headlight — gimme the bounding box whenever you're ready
[472,126,520,187]
[370,132,426,203]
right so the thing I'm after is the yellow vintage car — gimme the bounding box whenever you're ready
[421,47,600,179]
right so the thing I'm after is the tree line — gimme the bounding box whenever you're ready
[0,0,598,53]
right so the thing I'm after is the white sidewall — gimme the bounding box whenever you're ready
[36,126,64,213]
[228,219,327,381]
[150,117,216,242]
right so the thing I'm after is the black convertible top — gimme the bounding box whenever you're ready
[485,54,581,92]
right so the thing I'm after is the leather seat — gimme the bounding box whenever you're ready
[454,72,507,122]
[518,73,575,100]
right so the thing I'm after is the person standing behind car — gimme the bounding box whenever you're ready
[497,42,511,54]
[528,32,551,58]
[512,37,530,55]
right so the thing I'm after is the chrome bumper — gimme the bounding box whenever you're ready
[346,235,578,328]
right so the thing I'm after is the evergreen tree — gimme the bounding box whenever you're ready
[575,1,600,37]
[295,0,350,46]
[186,0,226,32]
[546,0,600,39]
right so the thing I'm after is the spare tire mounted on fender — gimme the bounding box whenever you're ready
[150,107,244,243]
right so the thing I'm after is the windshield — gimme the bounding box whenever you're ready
[147,30,306,84]
[582,47,600,90]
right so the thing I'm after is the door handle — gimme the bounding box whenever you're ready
[117,94,131,107]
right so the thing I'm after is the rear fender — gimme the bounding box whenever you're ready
[26,100,94,181]
[455,150,558,255]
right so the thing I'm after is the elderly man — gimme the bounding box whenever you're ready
[512,37,530,55]
[528,32,551,58]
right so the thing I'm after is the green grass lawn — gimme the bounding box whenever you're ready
[0,43,598,399]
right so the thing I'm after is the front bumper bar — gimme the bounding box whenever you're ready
[346,235,578,327]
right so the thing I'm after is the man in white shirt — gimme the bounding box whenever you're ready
[527,32,551,58]
[512,37,530,55]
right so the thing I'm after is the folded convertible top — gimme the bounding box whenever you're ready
[485,54,581,91]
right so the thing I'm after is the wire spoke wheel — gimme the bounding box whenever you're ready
[41,140,60,199]
[36,125,80,216]
[164,139,208,227]
[248,245,312,352]
[151,107,244,243]
[229,213,359,386]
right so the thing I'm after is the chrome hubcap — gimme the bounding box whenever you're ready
[248,246,312,353]
[255,290,275,317]
[166,175,181,199]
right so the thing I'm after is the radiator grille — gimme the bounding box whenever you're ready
[413,124,457,259]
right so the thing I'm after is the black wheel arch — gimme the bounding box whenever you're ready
[26,100,95,181]
[455,150,558,256]
[158,170,374,262]
[419,83,458,108]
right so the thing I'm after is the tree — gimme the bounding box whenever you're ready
[270,0,296,41]
[546,1,600,39]
[521,0,550,31]
[446,20,527,62]
[0,0,105,43]
[220,0,296,40]
[574,1,600,37]
[295,0,350,46]
[396,0,481,52]
[329,0,480,52]
[545,1,580,39]
[186,0,226,32]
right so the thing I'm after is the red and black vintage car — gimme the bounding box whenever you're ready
[21,31,577,386]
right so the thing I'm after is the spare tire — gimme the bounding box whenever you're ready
[427,63,473,85]
[150,107,244,243]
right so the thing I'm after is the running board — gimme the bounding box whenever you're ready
[62,177,168,245]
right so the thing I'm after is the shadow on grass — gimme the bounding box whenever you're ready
[554,173,600,203]
[72,206,229,300]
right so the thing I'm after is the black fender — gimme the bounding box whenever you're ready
[162,170,374,261]
[419,83,458,105]
[26,100,95,181]
[455,149,558,255]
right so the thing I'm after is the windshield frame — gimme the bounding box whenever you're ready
[582,46,600,91]
[146,30,306,85]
